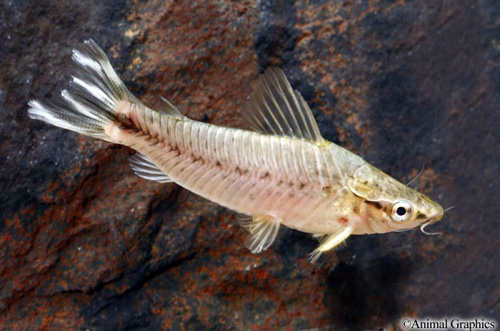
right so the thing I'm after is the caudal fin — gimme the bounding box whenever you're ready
[28,39,143,142]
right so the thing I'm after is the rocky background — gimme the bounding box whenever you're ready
[1,0,499,329]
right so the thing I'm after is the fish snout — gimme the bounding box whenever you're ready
[418,203,444,235]
[427,212,443,225]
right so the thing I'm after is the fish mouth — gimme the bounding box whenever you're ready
[418,208,443,235]
[419,205,454,235]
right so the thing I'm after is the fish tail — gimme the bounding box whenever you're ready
[28,39,144,143]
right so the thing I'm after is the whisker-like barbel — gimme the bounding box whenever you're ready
[443,206,455,213]
[406,165,425,187]
[420,222,442,236]
[419,206,454,235]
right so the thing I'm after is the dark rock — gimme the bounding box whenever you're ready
[1,0,498,329]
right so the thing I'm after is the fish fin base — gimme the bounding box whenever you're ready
[236,213,253,232]
[308,226,353,263]
[242,68,325,143]
[312,233,347,250]
[240,214,280,253]
[128,153,172,183]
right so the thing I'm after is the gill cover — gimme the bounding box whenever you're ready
[347,164,381,201]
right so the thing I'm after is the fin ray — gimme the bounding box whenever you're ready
[243,68,325,142]
[157,96,185,118]
[128,153,172,183]
[28,39,141,143]
[239,214,280,253]
[309,226,353,263]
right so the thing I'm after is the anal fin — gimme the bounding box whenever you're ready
[309,226,353,263]
[239,214,280,253]
[128,153,172,183]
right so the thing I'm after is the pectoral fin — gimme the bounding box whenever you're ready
[239,214,280,253]
[309,226,353,263]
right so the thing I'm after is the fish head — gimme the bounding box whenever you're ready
[348,164,444,234]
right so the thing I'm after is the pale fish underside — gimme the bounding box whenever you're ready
[28,40,444,262]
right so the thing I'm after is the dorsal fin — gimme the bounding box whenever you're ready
[242,68,325,143]
[157,96,185,118]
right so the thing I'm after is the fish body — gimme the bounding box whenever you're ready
[28,40,444,261]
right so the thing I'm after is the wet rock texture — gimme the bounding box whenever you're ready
[1,0,499,329]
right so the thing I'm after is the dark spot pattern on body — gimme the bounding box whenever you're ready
[364,200,383,210]
[416,213,426,220]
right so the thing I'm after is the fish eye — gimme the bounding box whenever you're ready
[391,200,413,222]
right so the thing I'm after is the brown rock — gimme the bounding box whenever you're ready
[1,0,498,329]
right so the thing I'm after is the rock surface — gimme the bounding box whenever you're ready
[1,0,499,329]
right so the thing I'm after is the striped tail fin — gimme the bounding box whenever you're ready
[28,39,143,143]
